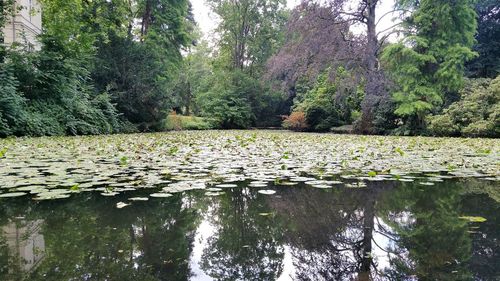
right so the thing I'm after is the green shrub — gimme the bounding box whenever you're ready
[292,68,363,132]
[163,114,217,130]
[428,76,500,137]
[197,69,255,128]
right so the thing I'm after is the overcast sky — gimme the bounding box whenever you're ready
[190,0,399,40]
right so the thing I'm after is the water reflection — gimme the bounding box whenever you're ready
[0,179,498,280]
[1,219,45,277]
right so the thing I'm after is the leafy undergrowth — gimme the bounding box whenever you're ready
[0,130,498,201]
[163,114,217,130]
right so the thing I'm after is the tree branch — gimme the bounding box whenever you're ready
[375,8,410,27]
[376,22,404,37]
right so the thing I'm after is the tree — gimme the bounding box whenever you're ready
[300,0,402,133]
[207,0,287,71]
[265,2,363,98]
[466,0,500,78]
[382,0,477,133]
[200,0,288,128]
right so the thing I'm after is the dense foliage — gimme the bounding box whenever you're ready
[1,0,193,136]
[1,0,498,137]
[382,0,477,133]
[428,76,500,138]
[466,0,500,78]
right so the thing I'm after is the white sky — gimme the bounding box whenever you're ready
[191,0,400,40]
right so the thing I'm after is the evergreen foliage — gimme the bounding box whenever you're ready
[383,0,478,132]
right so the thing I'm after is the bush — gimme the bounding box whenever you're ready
[197,69,255,129]
[291,68,363,132]
[282,111,308,131]
[0,42,128,137]
[428,76,500,137]
[163,113,217,130]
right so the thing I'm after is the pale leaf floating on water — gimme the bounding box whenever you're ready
[128,197,149,201]
[216,183,238,188]
[206,187,223,192]
[0,192,27,198]
[205,191,225,196]
[101,192,119,196]
[150,193,173,198]
[257,190,276,195]
[312,184,331,189]
[116,202,130,209]
[419,182,435,186]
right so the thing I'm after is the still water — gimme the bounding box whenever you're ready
[1,179,499,281]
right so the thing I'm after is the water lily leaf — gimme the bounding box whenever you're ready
[258,190,276,195]
[128,197,149,201]
[0,192,27,198]
[150,193,173,198]
[459,216,487,223]
[116,202,130,209]
[216,183,237,188]
[206,191,225,196]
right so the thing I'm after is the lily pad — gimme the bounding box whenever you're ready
[150,193,173,198]
[0,192,27,198]
[258,190,276,195]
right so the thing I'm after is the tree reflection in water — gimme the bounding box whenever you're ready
[200,187,285,280]
[0,179,498,280]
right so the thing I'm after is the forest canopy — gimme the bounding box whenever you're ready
[0,0,498,137]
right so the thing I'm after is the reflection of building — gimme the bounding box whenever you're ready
[2,219,45,273]
[1,0,42,50]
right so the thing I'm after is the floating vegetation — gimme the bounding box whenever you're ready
[459,216,487,223]
[0,192,27,198]
[258,190,276,195]
[116,202,130,209]
[150,193,173,198]
[216,183,238,188]
[128,197,149,201]
[206,191,225,196]
[0,131,498,201]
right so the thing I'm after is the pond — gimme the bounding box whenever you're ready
[0,131,499,280]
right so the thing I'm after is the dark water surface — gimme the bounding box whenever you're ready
[1,179,499,281]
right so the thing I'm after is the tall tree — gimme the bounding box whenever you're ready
[266,2,363,97]
[382,0,477,132]
[208,0,287,71]
[466,0,500,78]
[301,0,403,133]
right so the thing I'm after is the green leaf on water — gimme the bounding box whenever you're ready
[168,146,179,155]
[459,216,487,223]
[368,171,377,177]
[120,156,128,166]
[394,147,405,156]
[0,147,7,158]
[70,184,80,191]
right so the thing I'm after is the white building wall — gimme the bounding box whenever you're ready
[2,0,42,50]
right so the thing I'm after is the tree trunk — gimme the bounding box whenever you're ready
[141,0,152,41]
[358,0,382,134]
[358,195,375,280]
